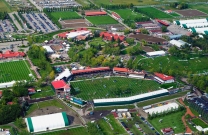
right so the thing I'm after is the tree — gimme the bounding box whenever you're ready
[161,26,168,32]
[48,70,55,80]
[15,117,26,128]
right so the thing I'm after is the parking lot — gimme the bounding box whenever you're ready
[22,13,59,33]
[0,19,16,40]
[32,0,81,8]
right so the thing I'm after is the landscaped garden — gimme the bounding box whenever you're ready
[71,77,160,100]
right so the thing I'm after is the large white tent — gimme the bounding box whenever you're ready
[55,68,72,81]
[169,39,190,48]
[66,30,90,39]
[188,27,208,35]
[144,102,179,115]
[43,46,54,53]
[146,51,166,57]
[180,22,208,29]
[25,112,69,133]
[174,18,208,25]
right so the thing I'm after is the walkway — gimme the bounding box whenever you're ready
[26,56,41,79]
[179,98,195,134]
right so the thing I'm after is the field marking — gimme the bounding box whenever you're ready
[23,60,33,75]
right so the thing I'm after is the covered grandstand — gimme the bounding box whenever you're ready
[25,112,69,133]
[71,67,111,75]
[174,18,208,25]
[93,89,169,106]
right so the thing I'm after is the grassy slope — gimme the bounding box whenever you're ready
[71,77,160,100]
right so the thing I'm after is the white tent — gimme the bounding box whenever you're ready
[144,102,179,115]
[66,30,90,39]
[169,39,190,48]
[55,68,71,81]
[146,51,165,57]
[43,46,54,53]
[25,112,69,133]
[66,44,70,47]
[62,42,66,45]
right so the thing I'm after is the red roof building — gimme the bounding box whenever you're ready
[112,12,121,20]
[85,11,107,16]
[0,90,2,97]
[58,28,89,39]
[155,19,169,26]
[58,32,68,39]
[100,32,125,41]
[28,88,36,95]
[113,67,129,74]
[0,50,25,59]
[154,72,174,84]
[161,127,174,134]
[51,80,70,94]
[7,102,13,105]
[72,67,110,75]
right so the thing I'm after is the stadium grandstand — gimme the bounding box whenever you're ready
[71,67,111,75]
[93,89,169,106]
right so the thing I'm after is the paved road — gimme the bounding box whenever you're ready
[8,12,23,31]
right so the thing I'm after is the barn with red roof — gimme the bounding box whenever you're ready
[51,80,70,94]
[111,12,121,20]
[0,50,25,59]
[154,72,174,84]
[100,32,125,41]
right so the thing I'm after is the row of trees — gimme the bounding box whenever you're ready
[170,2,188,9]
[188,75,208,93]
[0,12,8,20]
[101,4,134,10]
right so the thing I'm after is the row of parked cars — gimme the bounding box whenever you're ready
[38,13,56,31]
[140,117,160,135]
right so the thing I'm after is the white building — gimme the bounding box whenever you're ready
[146,51,166,57]
[42,46,54,53]
[154,72,174,84]
[66,30,91,39]
[25,112,69,133]
[188,27,208,35]
[180,22,208,29]
[169,39,190,48]
[55,68,72,81]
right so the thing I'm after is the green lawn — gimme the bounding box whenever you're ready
[0,0,12,12]
[189,4,208,14]
[47,11,81,20]
[192,118,208,128]
[41,127,90,135]
[149,111,186,134]
[86,15,118,25]
[160,82,177,89]
[89,37,106,46]
[136,7,173,19]
[137,91,189,107]
[71,77,160,100]
[30,86,55,98]
[107,115,127,134]
[26,99,65,116]
[137,55,208,75]
[112,9,144,20]
[171,12,181,17]
[0,60,33,83]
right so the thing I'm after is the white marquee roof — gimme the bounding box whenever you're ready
[146,51,165,56]
[43,46,54,53]
[169,39,189,48]
[25,112,69,133]
[144,102,179,115]
[66,30,90,39]
[55,68,71,81]
[174,18,208,25]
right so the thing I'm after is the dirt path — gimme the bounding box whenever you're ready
[179,98,195,134]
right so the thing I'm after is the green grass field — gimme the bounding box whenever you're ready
[47,11,81,20]
[171,12,181,17]
[189,5,208,14]
[97,114,126,135]
[41,127,89,135]
[137,55,208,74]
[26,99,65,116]
[86,15,118,25]
[0,60,33,83]
[149,111,186,134]
[112,9,144,20]
[71,77,160,100]
[0,0,12,12]
[192,118,208,128]
[137,7,173,18]
[89,37,106,46]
